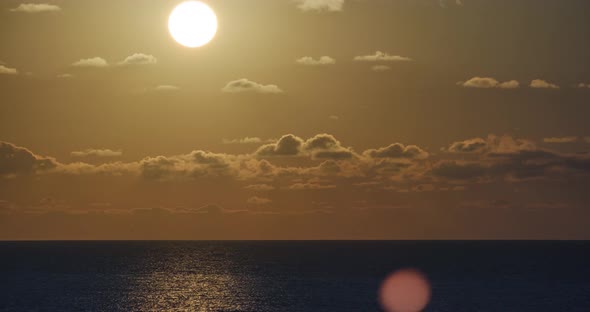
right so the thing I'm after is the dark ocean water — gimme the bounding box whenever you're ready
[1,241,589,311]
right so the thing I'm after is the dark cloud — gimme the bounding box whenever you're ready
[303,134,355,160]
[0,141,58,177]
[256,134,304,157]
[312,150,354,160]
[543,137,578,144]
[245,184,275,191]
[363,143,428,159]
[431,161,489,180]
[192,204,224,214]
[247,196,272,205]
[411,184,436,192]
[447,138,487,153]
[138,150,234,180]
[433,143,590,182]
[488,149,590,181]
[368,159,415,177]
[288,182,337,190]
[312,160,364,178]
[256,133,355,160]
[303,134,341,151]
[4,134,590,188]
[139,156,179,180]
[446,135,535,155]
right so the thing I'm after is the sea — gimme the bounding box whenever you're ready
[1,241,589,311]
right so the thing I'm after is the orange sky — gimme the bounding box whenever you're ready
[1,0,590,239]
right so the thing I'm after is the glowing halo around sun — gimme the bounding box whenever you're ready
[168,1,218,48]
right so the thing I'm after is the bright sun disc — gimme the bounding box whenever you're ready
[168,1,218,48]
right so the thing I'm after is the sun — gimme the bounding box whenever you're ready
[168,1,218,48]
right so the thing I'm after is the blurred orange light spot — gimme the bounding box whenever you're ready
[379,268,431,312]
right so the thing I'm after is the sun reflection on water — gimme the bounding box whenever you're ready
[118,244,256,311]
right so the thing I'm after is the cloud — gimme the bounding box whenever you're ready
[458,77,519,89]
[56,73,73,79]
[328,115,339,120]
[10,3,61,13]
[312,159,365,178]
[391,135,580,183]
[447,138,488,153]
[432,136,590,182]
[438,0,463,8]
[72,57,108,68]
[247,196,272,205]
[135,148,253,181]
[2,133,590,224]
[445,135,535,155]
[192,204,224,214]
[154,85,180,92]
[411,184,436,192]
[363,143,428,160]
[56,161,138,176]
[5,133,589,192]
[487,149,590,181]
[138,156,197,180]
[577,83,590,89]
[222,78,283,94]
[223,137,269,144]
[71,149,122,158]
[288,182,336,190]
[303,134,355,160]
[118,53,157,66]
[498,80,520,89]
[431,161,489,181]
[459,77,499,88]
[256,134,304,157]
[256,134,355,160]
[543,137,578,144]
[294,0,344,12]
[371,65,391,72]
[71,54,156,69]
[303,134,340,150]
[245,184,275,191]
[0,141,58,177]
[0,65,18,75]
[530,79,559,89]
[296,56,336,66]
[354,51,412,62]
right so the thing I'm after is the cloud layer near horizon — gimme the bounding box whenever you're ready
[3,133,589,187]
